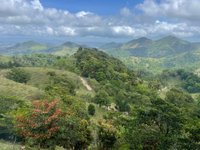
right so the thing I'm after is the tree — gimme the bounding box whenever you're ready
[6,68,31,83]
[98,120,118,149]
[126,98,185,149]
[56,116,92,149]
[165,88,194,107]
[45,74,76,99]
[16,100,62,148]
[179,120,200,149]
[115,91,130,112]
[93,90,110,107]
[88,104,95,116]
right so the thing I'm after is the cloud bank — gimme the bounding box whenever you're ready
[0,0,200,40]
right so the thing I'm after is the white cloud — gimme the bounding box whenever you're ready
[137,0,200,20]
[0,0,200,40]
[31,0,43,11]
[76,11,92,18]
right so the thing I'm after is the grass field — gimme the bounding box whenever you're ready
[0,140,20,150]
[0,76,44,100]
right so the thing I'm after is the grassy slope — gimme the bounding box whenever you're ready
[0,71,44,100]
[0,56,11,62]
[0,140,20,150]
[23,67,95,98]
[0,67,95,100]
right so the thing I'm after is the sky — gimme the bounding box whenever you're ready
[1,0,200,44]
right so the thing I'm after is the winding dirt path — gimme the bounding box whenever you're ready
[80,77,92,91]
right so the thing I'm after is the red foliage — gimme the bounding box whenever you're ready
[16,100,63,140]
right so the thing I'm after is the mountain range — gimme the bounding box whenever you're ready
[100,35,200,58]
[1,35,200,73]
[0,41,83,56]
[99,36,200,73]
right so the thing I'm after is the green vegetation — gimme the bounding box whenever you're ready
[6,68,31,83]
[102,36,200,74]
[159,69,200,93]
[88,104,95,116]
[0,47,199,149]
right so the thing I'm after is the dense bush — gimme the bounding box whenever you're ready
[93,90,111,106]
[0,95,25,141]
[98,120,118,149]
[6,68,31,83]
[88,104,95,116]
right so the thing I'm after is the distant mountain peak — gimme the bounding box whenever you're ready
[61,41,80,48]
[100,42,122,49]
[126,37,152,46]
[157,35,185,42]
[23,40,38,44]
[14,41,44,47]
[136,37,152,41]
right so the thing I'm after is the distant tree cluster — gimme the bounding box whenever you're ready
[161,69,200,93]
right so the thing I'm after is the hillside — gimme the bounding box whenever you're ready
[0,47,199,150]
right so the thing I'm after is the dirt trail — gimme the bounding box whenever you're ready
[80,77,92,91]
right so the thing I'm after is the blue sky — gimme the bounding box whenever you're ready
[1,0,200,44]
[41,0,141,15]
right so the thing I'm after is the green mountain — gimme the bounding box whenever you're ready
[1,41,48,55]
[0,41,85,56]
[100,36,200,73]
[102,36,198,58]
[122,37,153,57]
[100,42,122,50]
[148,36,196,57]
[44,41,84,56]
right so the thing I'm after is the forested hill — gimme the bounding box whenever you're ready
[0,47,199,149]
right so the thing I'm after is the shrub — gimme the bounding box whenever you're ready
[98,120,118,149]
[16,100,62,148]
[88,104,95,116]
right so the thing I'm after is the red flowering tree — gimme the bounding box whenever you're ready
[16,100,62,148]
